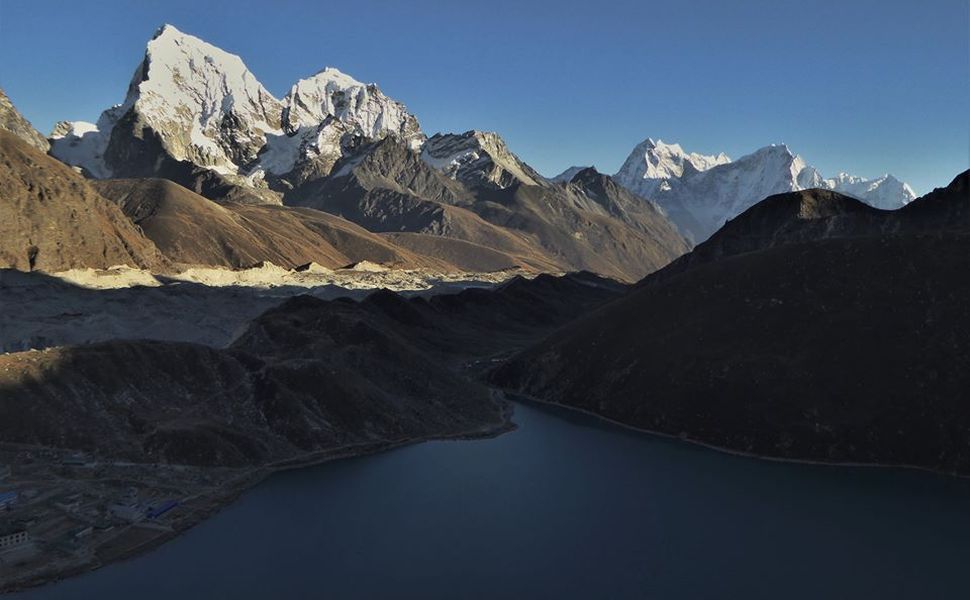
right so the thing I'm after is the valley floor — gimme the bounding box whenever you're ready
[0,264,528,352]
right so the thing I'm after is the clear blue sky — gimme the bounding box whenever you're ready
[1,0,967,194]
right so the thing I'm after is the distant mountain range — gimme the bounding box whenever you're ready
[27,23,917,278]
[0,25,915,281]
[605,138,916,242]
[12,24,683,281]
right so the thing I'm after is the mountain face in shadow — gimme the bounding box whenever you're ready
[0,272,624,467]
[662,173,969,276]
[492,171,970,474]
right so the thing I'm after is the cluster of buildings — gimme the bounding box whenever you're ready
[108,489,180,524]
[0,457,183,571]
[1,483,33,560]
[0,529,30,552]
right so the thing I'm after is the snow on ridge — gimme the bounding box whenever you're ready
[49,24,425,182]
[48,105,127,178]
[282,66,425,151]
[615,136,730,190]
[612,137,917,242]
[420,130,544,188]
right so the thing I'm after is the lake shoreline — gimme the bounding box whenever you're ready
[1,401,516,595]
[502,390,969,480]
[10,389,964,596]
[9,397,970,599]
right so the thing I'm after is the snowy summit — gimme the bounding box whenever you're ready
[613,137,917,241]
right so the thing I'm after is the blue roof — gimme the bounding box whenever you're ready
[146,500,179,518]
[0,492,17,501]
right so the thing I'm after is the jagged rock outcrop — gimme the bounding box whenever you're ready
[0,87,49,152]
[421,131,546,189]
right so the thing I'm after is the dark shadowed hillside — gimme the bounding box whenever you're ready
[492,172,970,474]
[664,172,969,276]
[0,272,624,467]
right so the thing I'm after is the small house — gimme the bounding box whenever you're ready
[0,529,29,551]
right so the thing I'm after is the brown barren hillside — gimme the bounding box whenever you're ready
[0,130,165,272]
[92,178,456,270]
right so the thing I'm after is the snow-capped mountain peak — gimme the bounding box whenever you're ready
[48,25,429,189]
[50,24,284,179]
[282,67,424,149]
[421,130,546,189]
[824,172,916,209]
[49,104,129,179]
[613,137,917,242]
[614,136,730,199]
[130,24,284,172]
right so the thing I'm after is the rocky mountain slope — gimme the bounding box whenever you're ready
[0,130,166,272]
[0,272,623,466]
[614,138,916,241]
[92,178,450,270]
[45,26,690,282]
[0,337,505,467]
[420,131,546,189]
[492,171,970,474]
[288,134,689,281]
[666,170,968,274]
[0,88,49,152]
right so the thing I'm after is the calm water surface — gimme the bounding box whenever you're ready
[19,402,970,599]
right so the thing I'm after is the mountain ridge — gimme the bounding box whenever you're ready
[491,169,970,474]
[614,137,917,241]
[48,24,426,195]
[0,130,167,272]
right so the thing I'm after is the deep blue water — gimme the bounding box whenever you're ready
[17,402,970,599]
